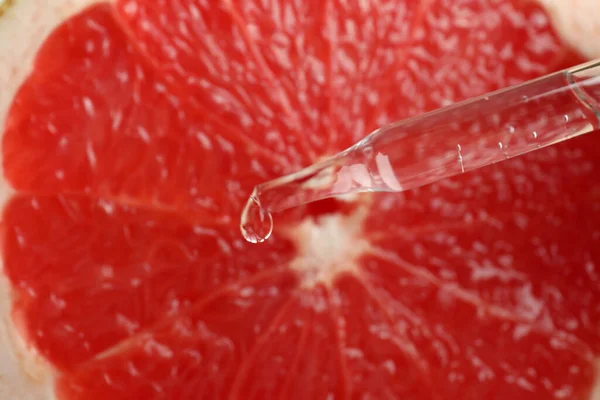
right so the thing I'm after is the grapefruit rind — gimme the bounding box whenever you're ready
[537,0,600,60]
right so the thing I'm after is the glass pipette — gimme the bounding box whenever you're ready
[240,59,600,243]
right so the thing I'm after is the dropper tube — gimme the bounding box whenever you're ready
[240,59,600,243]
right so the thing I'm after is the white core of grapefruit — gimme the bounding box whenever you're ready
[0,0,599,399]
[286,207,371,288]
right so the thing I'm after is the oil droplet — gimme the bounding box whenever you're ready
[240,195,273,244]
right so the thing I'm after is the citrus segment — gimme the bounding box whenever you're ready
[228,288,346,399]
[332,275,436,398]
[2,194,295,370]
[363,134,600,355]
[2,3,281,224]
[368,0,584,138]
[115,0,314,166]
[114,0,583,157]
[55,270,298,398]
[337,266,595,398]
[227,0,420,154]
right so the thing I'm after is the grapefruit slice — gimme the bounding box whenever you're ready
[1,1,600,399]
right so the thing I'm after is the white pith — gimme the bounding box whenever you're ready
[286,207,371,288]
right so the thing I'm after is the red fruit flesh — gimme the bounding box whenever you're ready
[2,1,600,399]
[3,5,283,223]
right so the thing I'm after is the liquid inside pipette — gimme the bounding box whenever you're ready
[240,59,600,244]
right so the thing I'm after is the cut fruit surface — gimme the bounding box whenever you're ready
[3,194,295,370]
[2,1,600,399]
[3,4,283,224]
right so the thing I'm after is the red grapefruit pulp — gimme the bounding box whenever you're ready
[2,1,600,399]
